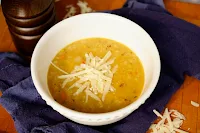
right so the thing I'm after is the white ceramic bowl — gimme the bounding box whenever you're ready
[31,13,160,126]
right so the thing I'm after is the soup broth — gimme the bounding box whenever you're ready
[47,38,144,113]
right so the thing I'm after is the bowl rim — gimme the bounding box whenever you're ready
[31,13,161,119]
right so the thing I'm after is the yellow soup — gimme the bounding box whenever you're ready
[47,38,144,113]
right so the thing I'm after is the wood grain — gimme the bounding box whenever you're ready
[0,0,200,132]
[166,76,200,132]
[164,0,200,26]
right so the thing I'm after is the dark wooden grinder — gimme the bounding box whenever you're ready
[1,0,56,56]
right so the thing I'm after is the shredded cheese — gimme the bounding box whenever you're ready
[63,1,94,19]
[85,89,101,102]
[63,5,77,19]
[150,108,189,133]
[191,101,199,107]
[165,108,173,132]
[54,51,117,102]
[153,109,163,118]
[51,62,68,74]
[77,0,93,14]
[170,109,186,120]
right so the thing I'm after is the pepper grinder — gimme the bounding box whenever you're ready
[1,0,56,57]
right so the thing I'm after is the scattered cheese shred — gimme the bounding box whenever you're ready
[54,51,117,102]
[85,89,101,102]
[149,108,189,133]
[191,101,199,107]
[170,109,186,120]
[51,62,68,75]
[63,0,94,19]
[153,109,163,118]
[77,0,93,14]
[165,108,173,132]
[63,5,77,19]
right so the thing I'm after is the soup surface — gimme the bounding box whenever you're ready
[48,38,144,113]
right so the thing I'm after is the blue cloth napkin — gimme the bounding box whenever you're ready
[1,0,200,133]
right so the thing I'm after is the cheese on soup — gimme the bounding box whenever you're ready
[47,38,144,113]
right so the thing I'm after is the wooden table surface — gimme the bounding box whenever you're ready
[0,0,200,132]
